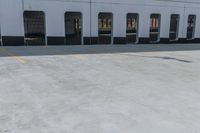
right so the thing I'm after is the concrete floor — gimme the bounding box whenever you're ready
[0,44,200,133]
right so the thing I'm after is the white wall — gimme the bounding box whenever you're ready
[24,0,90,38]
[0,0,24,36]
[90,1,190,38]
[1,0,200,42]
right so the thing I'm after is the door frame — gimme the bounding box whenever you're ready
[23,10,47,46]
[169,14,180,41]
[98,12,113,44]
[64,11,83,45]
[149,14,161,43]
[126,13,139,44]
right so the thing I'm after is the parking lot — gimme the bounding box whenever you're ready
[0,44,200,133]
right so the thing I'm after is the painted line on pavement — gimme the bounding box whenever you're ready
[0,48,26,64]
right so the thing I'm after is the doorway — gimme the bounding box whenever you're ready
[187,15,196,40]
[169,14,179,41]
[65,12,82,45]
[0,26,2,46]
[126,13,139,44]
[23,11,46,45]
[98,13,113,44]
[150,14,161,43]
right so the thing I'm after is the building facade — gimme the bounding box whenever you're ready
[0,0,200,46]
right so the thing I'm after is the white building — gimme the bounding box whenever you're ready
[0,0,200,46]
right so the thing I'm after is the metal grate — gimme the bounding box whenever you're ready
[98,13,113,44]
[150,14,161,43]
[126,13,139,44]
[24,11,46,45]
[0,28,1,46]
[169,14,179,41]
[65,12,82,45]
[187,15,196,40]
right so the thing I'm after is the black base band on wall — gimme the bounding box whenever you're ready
[84,37,99,45]
[178,38,187,43]
[177,38,200,43]
[169,39,179,44]
[47,37,65,45]
[1,36,200,46]
[2,36,24,46]
[83,37,91,45]
[160,38,170,44]
[84,37,127,45]
[191,38,200,43]
[138,38,150,44]
[138,37,200,44]
[113,37,126,44]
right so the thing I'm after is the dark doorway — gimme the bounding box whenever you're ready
[126,13,139,44]
[169,14,179,41]
[0,27,2,46]
[150,14,161,43]
[23,11,46,46]
[65,12,82,45]
[98,13,113,44]
[187,15,196,40]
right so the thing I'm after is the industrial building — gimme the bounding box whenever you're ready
[0,0,200,46]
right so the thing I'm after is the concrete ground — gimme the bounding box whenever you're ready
[0,44,200,133]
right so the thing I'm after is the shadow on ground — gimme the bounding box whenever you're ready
[0,44,200,57]
[120,53,193,63]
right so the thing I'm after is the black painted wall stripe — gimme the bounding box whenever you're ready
[2,36,24,46]
[1,36,200,46]
[47,37,65,45]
